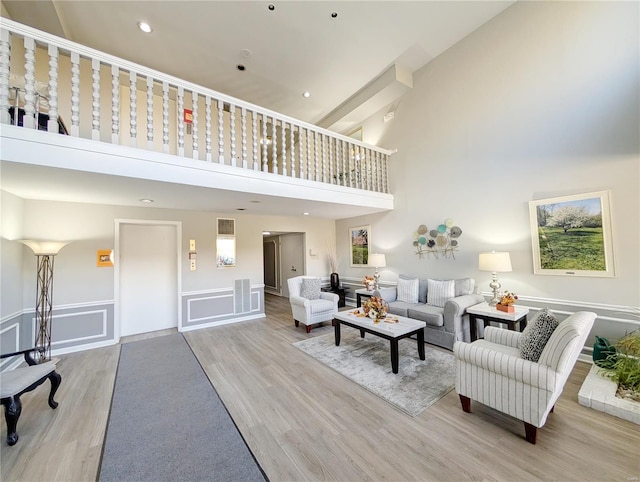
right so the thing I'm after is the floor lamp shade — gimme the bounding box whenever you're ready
[478,251,512,306]
[20,240,69,362]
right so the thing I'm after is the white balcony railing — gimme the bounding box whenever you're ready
[0,18,392,193]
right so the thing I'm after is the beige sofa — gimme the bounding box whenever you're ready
[374,277,484,350]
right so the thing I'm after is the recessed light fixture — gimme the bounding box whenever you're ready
[331,12,338,18]
[250,200,261,203]
[140,198,154,203]
[236,208,246,211]
[268,4,275,11]
[302,91,311,98]
[303,212,310,216]
[137,21,152,33]
[237,64,246,71]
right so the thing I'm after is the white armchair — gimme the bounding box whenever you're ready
[287,276,339,333]
[454,310,596,444]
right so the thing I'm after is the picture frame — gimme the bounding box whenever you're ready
[97,249,114,267]
[349,225,370,267]
[528,190,614,277]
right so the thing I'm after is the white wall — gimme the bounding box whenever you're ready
[1,190,24,318]
[339,2,639,315]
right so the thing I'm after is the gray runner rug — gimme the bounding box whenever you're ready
[293,331,455,417]
[99,333,266,482]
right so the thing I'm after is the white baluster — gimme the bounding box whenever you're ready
[70,51,80,136]
[205,96,212,161]
[218,99,224,163]
[306,129,312,180]
[383,154,389,193]
[290,124,296,178]
[230,104,236,167]
[241,107,247,169]
[129,71,137,146]
[47,45,59,133]
[252,110,258,170]
[91,58,100,140]
[0,29,10,125]
[328,137,333,184]
[111,65,120,144]
[272,118,277,174]
[162,81,169,153]
[281,121,287,176]
[262,114,268,172]
[177,86,184,156]
[23,36,36,129]
[340,140,346,186]
[146,77,154,149]
[192,91,198,159]
[321,134,327,183]
[314,131,320,181]
[298,127,304,180]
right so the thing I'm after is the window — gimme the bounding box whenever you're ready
[216,218,236,267]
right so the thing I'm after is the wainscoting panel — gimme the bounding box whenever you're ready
[181,283,265,331]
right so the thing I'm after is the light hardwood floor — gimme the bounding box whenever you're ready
[2,294,639,481]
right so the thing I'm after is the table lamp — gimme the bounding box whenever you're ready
[478,251,512,306]
[368,253,386,290]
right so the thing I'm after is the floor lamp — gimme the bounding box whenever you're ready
[20,240,69,363]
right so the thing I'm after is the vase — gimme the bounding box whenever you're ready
[496,304,515,313]
[330,272,340,290]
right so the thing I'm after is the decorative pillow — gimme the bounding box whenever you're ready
[400,274,428,303]
[519,309,559,362]
[426,279,455,307]
[454,278,475,296]
[396,278,419,303]
[300,278,321,300]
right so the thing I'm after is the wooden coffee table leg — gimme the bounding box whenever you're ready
[417,329,425,360]
[390,340,399,374]
[334,320,341,346]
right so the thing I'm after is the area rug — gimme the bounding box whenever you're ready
[293,331,455,417]
[99,333,266,482]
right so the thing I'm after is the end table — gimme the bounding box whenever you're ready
[467,302,529,342]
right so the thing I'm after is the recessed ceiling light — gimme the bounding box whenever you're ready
[268,4,275,11]
[302,91,311,98]
[140,198,154,203]
[303,212,310,216]
[250,200,261,203]
[137,21,152,33]
[236,208,246,211]
[331,12,338,18]
[237,64,246,71]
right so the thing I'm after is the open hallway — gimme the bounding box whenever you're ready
[2,294,639,481]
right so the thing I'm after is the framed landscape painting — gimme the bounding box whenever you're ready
[349,225,370,267]
[529,191,615,277]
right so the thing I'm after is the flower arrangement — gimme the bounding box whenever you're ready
[362,275,375,291]
[498,290,518,306]
[362,296,388,322]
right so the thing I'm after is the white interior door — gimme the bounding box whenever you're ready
[119,223,178,337]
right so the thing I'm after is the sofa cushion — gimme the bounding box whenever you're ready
[427,279,455,307]
[387,301,419,318]
[455,278,475,296]
[397,277,419,303]
[309,298,335,314]
[400,274,428,303]
[519,308,559,362]
[300,278,321,300]
[407,304,444,327]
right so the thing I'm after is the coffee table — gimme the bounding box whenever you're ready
[333,310,425,374]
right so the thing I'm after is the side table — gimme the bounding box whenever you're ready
[355,288,374,307]
[321,287,345,308]
[467,302,529,342]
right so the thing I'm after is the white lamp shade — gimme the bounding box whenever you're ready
[368,253,386,268]
[20,240,69,255]
[478,251,512,272]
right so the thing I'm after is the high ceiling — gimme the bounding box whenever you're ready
[1,1,514,218]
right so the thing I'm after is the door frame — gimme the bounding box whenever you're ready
[114,219,182,342]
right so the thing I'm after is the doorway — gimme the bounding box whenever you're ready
[263,232,305,298]
[115,220,182,339]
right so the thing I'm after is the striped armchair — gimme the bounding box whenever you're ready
[453,311,596,444]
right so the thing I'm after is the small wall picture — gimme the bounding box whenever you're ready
[349,225,370,267]
[97,249,114,267]
[529,190,615,277]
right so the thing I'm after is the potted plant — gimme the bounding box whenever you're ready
[496,290,518,313]
[600,329,640,402]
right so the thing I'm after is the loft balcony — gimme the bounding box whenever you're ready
[0,18,393,218]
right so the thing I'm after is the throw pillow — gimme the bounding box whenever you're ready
[400,274,428,303]
[454,278,475,296]
[300,278,321,300]
[426,279,455,307]
[519,309,559,362]
[396,278,419,303]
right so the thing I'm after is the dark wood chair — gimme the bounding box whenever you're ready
[0,348,62,446]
